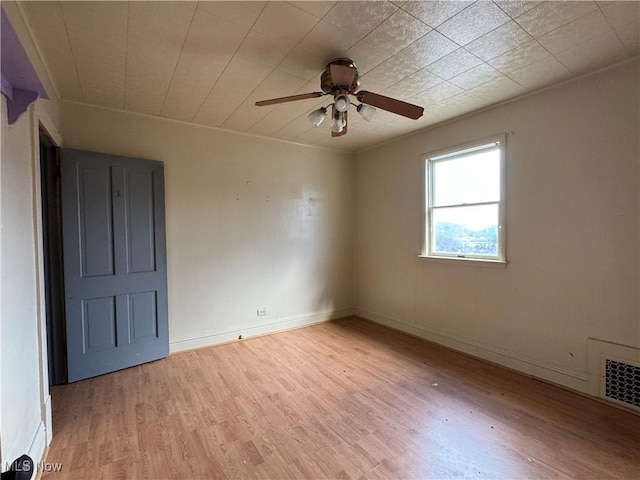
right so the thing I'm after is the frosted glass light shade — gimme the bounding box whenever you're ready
[331,112,345,133]
[357,103,376,122]
[307,107,327,127]
[334,94,350,113]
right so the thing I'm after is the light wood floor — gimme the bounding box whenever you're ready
[43,317,639,479]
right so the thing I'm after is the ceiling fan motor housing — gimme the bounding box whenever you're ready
[321,58,360,94]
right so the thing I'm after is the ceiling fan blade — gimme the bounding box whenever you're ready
[330,64,357,89]
[255,92,324,106]
[356,91,424,120]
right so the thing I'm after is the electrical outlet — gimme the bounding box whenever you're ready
[257,308,267,316]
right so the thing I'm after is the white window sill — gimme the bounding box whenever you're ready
[418,255,507,268]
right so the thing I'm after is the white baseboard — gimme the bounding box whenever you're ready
[169,307,355,353]
[27,420,47,480]
[356,308,589,393]
[44,394,52,446]
[2,403,50,477]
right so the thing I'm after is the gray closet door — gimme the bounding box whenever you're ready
[61,149,168,382]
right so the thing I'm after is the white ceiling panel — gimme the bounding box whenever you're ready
[468,75,527,102]
[465,21,532,61]
[515,1,598,37]
[555,30,628,75]
[412,81,464,105]
[346,40,398,74]
[323,0,398,38]
[277,46,326,81]
[193,57,272,127]
[272,115,316,140]
[125,1,196,115]
[385,68,444,98]
[196,1,266,28]
[437,1,510,45]
[615,20,640,54]
[23,1,83,100]
[360,9,431,54]
[161,6,250,121]
[601,0,640,29]
[252,1,321,44]
[402,1,474,28]
[17,0,639,152]
[425,48,483,79]
[297,19,364,58]
[488,40,552,74]
[537,9,612,55]
[235,30,296,69]
[400,29,459,68]
[361,53,420,92]
[507,56,572,90]
[449,63,503,90]
[292,1,337,18]
[221,70,307,131]
[494,1,542,18]
[59,1,128,108]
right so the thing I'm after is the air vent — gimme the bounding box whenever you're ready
[603,358,640,409]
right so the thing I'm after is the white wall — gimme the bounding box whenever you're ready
[354,60,640,393]
[60,102,354,351]
[0,95,57,469]
[1,3,63,471]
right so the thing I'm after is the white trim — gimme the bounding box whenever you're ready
[20,420,47,480]
[417,255,507,268]
[169,307,355,353]
[29,107,53,452]
[428,140,499,162]
[43,395,52,446]
[356,308,589,391]
[34,101,63,147]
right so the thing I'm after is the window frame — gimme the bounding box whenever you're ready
[421,133,507,264]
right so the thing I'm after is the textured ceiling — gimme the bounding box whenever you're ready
[20,0,640,152]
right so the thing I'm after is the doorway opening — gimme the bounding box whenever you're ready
[39,127,67,385]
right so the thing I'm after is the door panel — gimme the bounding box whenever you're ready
[127,291,158,342]
[61,149,168,382]
[78,165,115,277]
[82,296,117,352]
[124,169,156,273]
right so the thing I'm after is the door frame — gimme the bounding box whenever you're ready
[30,103,63,450]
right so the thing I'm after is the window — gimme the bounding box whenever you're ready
[423,134,506,262]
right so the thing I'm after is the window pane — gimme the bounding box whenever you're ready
[433,148,500,206]
[432,204,499,256]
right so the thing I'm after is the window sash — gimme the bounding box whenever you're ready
[429,142,499,162]
[428,202,500,259]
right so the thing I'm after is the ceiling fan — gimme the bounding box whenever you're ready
[254,58,424,137]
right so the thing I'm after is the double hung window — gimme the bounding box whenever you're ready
[424,134,506,262]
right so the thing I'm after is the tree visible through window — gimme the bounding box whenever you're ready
[424,135,506,261]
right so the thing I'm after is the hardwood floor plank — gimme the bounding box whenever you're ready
[43,317,640,479]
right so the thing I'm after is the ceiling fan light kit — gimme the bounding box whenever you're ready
[255,58,424,138]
